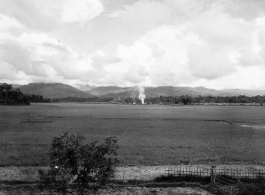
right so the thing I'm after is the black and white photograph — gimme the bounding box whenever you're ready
[1,0,265,194]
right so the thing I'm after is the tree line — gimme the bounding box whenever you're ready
[0,83,30,105]
[27,95,265,105]
[51,96,113,103]
[0,83,53,105]
[144,95,265,105]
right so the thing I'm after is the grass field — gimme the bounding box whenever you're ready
[1,103,265,166]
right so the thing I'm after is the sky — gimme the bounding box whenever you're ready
[1,0,265,90]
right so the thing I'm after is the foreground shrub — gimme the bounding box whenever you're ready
[39,133,119,195]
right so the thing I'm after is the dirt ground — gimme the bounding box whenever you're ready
[0,164,264,181]
[1,164,264,194]
[99,187,212,195]
[0,187,213,195]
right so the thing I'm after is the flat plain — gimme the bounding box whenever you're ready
[1,103,265,166]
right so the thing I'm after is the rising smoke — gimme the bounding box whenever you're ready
[138,86,146,104]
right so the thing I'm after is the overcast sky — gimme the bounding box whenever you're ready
[1,0,265,89]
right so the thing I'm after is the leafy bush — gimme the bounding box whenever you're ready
[39,133,119,195]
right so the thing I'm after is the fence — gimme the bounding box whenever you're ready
[113,164,265,194]
[166,165,265,195]
[114,164,265,181]
[166,166,265,181]
[214,174,240,195]
[166,166,211,177]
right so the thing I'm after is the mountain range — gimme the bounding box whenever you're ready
[7,83,265,99]
[18,83,94,99]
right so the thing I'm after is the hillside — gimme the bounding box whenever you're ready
[75,84,96,92]
[222,89,265,96]
[88,86,132,96]
[19,83,94,99]
[15,83,265,99]
[89,86,264,98]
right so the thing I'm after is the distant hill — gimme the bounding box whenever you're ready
[88,86,263,98]
[11,84,22,89]
[19,83,94,99]
[12,83,265,99]
[75,84,97,92]
[88,86,132,96]
[0,83,22,89]
[222,89,265,96]
[89,86,212,98]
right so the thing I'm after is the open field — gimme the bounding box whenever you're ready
[1,103,265,166]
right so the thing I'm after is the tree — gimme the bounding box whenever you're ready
[40,133,119,195]
[0,83,30,105]
[180,95,192,105]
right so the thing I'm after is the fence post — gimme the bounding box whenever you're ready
[211,165,216,184]
[237,170,240,182]
[167,166,170,176]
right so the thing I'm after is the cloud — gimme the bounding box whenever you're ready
[97,0,265,88]
[0,32,101,83]
[0,62,18,80]
[123,65,146,84]
[61,0,104,23]
[0,14,25,31]
[0,0,103,31]
[1,0,265,89]
[238,49,265,66]
[187,66,265,90]
[0,0,60,31]
[188,8,253,47]
[91,50,122,70]
[223,0,265,21]
[117,41,153,65]
[114,25,197,86]
[187,44,236,79]
[0,38,48,77]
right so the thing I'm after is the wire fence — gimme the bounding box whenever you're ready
[113,164,265,180]
[166,166,265,180]
[166,166,265,195]
[113,164,265,194]
[166,166,211,177]
[214,175,240,195]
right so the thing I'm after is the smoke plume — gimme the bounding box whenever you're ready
[138,86,146,104]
